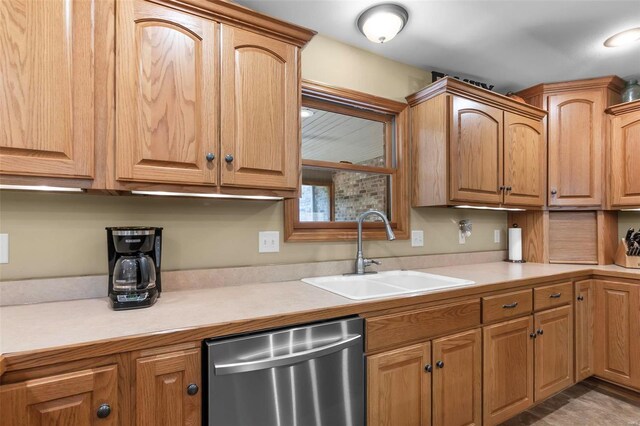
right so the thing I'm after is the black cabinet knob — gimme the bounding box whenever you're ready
[224,154,234,163]
[550,188,558,196]
[537,329,544,335]
[530,332,537,339]
[436,360,444,368]
[577,295,584,301]
[96,404,111,419]
[205,152,215,162]
[424,364,432,373]
[187,383,199,396]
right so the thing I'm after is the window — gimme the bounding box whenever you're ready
[284,80,409,241]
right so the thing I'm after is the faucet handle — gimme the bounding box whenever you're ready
[365,258,382,267]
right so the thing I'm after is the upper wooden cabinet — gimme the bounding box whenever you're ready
[220,26,299,190]
[518,76,624,208]
[0,365,119,426]
[408,77,547,208]
[0,0,97,180]
[606,99,640,208]
[116,0,218,186]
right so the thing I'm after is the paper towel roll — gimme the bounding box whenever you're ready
[509,227,523,261]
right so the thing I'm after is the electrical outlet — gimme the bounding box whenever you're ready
[0,234,8,264]
[494,229,501,243]
[411,230,424,247]
[258,231,280,253]
[458,230,466,244]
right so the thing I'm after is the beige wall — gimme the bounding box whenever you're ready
[0,34,508,281]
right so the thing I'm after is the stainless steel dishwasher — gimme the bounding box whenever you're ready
[205,317,364,426]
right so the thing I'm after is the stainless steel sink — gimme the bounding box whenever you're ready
[302,270,475,300]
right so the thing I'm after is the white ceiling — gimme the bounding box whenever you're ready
[236,0,640,92]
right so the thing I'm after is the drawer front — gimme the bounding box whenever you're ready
[366,299,481,353]
[482,289,532,323]
[534,282,573,310]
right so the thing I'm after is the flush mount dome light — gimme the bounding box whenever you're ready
[357,4,409,44]
[300,107,314,118]
[604,27,640,47]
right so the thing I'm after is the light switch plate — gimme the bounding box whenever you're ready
[259,231,280,253]
[411,230,424,247]
[494,229,501,243]
[0,234,8,264]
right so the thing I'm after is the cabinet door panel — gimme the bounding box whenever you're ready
[368,342,431,426]
[534,305,574,400]
[575,280,595,381]
[432,329,481,426]
[547,91,604,206]
[503,112,545,206]
[116,0,217,185]
[610,113,640,206]
[0,365,118,426]
[0,0,94,178]
[594,280,640,389]
[135,349,201,426]
[483,316,534,426]
[220,25,298,190]
[450,97,503,204]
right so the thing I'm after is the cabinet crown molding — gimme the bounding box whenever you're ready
[517,75,626,99]
[407,77,546,120]
[606,99,640,116]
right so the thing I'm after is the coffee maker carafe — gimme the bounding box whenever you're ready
[107,227,162,310]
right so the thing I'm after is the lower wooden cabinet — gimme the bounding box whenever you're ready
[134,348,201,426]
[483,316,534,426]
[367,329,481,426]
[594,280,640,389]
[0,365,119,426]
[575,280,595,381]
[368,342,431,426]
[534,305,574,400]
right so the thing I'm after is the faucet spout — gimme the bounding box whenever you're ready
[353,210,395,275]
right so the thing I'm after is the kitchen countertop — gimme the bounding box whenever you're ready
[1,262,639,368]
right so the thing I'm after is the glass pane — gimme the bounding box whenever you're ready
[301,107,387,166]
[299,167,391,223]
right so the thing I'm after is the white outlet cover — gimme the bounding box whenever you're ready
[0,234,8,264]
[458,230,466,245]
[259,231,280,253]
[411,230,424,247]
[494,229,501,243]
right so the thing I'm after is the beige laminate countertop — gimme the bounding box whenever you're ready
[1,262,639,365]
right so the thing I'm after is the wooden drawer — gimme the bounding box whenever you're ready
[366,299,481,353]
[482,289,532,323]
[534,282,573,311]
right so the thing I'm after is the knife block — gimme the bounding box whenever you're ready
[614,240,640,269]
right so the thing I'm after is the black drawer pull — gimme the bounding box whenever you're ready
[502,302,518,309]
[550,293,562,299]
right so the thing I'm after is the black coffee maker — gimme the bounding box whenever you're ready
[106,227,162,310]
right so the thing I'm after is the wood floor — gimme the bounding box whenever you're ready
[501,381,640,425]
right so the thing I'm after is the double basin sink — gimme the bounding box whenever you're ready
[302,270,475,300]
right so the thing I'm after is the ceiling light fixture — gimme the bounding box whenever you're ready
[300,107,314,118]
[357,3,409,44]
[604,27,640,47]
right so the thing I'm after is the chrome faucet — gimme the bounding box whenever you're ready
[353,210,396,275]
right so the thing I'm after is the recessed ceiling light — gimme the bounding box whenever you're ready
[301,107,314,118]
[357,4,409,44]
[604,27,640,47]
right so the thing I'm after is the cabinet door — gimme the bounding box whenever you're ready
[450,96,503,205]
[135,348,201,426]
[594,280,640,389]
[547,90,604,207]
[432,329,481,426]
[483,316,534,426]
[534,305,574,401]
[368,342,431,426]
[116,0,217,185]
[220,25,299,190]
[503,112,545,207]
[575,279,595,381]
[0,0,94,178]
[0,365,118,426]
[610,112,640,206]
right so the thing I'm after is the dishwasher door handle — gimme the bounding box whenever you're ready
[213,334,362,375]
